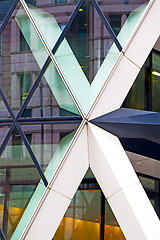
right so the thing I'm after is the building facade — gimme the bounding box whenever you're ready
[0,0,160,239]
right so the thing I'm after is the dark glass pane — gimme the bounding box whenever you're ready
[0,126,41,239]
[152,52,160,112]
[0,0,15,23]
[123,66,145,110]
[139,176,159,192]
[55,0,67,3]
[109,15,121,36]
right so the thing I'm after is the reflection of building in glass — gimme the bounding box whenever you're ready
[0,0,160,239]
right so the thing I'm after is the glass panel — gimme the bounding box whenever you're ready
[123,66,145,110]
[64,1,119,84]
[54,0,121,113]
[84,168,95,179]
[0,0,15,23]
[139,176,159,192]
[54,189,101,240]
[0,2,48,118]
[152,52,160,112]
[105,200,126,240]
[24,60,80,118]
[102,1,149,48]
[0,126,41,239]
[26,0,77,28]
[21,123,80,182]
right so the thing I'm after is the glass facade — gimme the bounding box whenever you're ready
[0,0,160,239]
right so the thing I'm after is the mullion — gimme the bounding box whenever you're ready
[91,0,122,52]
[15,123,48,187]
[16,0,85,120]
[0,0,19,35]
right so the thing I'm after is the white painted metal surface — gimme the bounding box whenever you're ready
[89,123,160,240]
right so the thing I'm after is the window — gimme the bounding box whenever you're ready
[55,0,67,4]
[109,15,121,36]
[20,31,30,52]
[26,0,36,5]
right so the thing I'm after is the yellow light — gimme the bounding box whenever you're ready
[152,71,160,77]
[22,97,26,100]
[24,92,29,95]
[79,8,83,12]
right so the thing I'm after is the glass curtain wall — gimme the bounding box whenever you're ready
[123,49,160,112]
[0,0,157,239]
[54,173,160,240]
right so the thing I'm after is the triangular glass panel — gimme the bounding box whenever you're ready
[54,169,125,239]
[0,2,50,117]
[0,125,41,239]
[20,122,81,182]
[22,60,80,118]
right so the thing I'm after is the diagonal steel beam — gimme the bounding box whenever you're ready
[91,0,122,52]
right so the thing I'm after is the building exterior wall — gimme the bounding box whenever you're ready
[0,0,160,239]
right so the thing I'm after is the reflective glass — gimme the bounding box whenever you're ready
[54,0,121,113]
[102,0,149,48]
[0,2,48,117]
[0,126,41,239]
[21,123,80,182]
[139,176,158,192]
[26,0,78,29]
[64,1,118,83]
[152,52,160,112]
[24,60,80,118]
[105,200,126,240]
[0,0,15,23]
[54,189,101,240]
[54,183,126,240]
[123,66,145,110]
